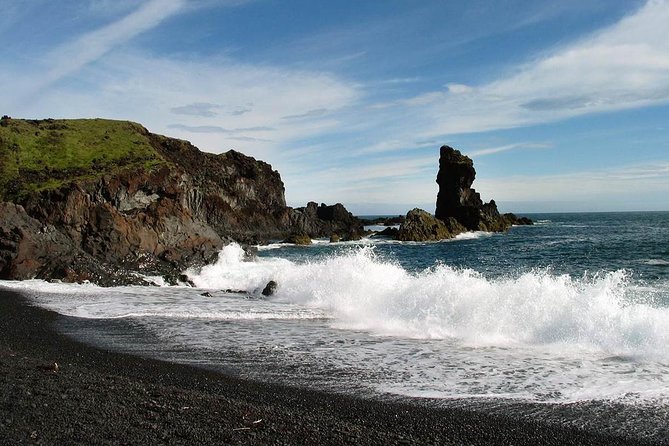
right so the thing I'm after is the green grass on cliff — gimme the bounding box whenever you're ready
[0,117,167,200]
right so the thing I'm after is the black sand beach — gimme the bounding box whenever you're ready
[0,288,659,445]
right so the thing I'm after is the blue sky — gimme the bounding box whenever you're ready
[2,0,669,214]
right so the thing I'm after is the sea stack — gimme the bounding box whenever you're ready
[397,145,531,241]
[435,145,511,232]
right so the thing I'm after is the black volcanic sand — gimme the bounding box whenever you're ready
[0,289,660,446]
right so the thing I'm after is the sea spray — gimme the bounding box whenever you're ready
[184,244,669,360]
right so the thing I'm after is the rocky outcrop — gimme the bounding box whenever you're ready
[0,203,143,285]
[0,118,362,284]
[398,145,531,241]
[282,233,312,245]
[289,202,363,241]
[435,146,509,231]
[151,136,291,242]
[396,209,466,242]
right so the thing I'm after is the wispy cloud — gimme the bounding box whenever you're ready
[387,0,669,137]
[171,102,221,117]
[282,109,329,120]
[15,51,359,158]
[168,124,229,133]
[468,142,552,157]
[168,123,275,134]
[40,0,186,92]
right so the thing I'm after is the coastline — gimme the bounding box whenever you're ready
[0,288,655,445]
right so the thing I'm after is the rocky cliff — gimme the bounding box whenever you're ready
[398,145,531,241]
[0,117,361,284]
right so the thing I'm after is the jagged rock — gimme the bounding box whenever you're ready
[0,118,365,284]
[377,227,399,238]
[434,146,531,232]
[342,231,363,241]
[0,202,142,285]
[261,280,278,296]
[396,208,466,242]
[329,233,341,243]
[289,202,363,239]
[283,233,312,245]
[503,213,534,226]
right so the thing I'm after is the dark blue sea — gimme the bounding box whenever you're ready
[3,211,669,440]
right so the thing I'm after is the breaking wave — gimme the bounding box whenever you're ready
[186,244,669,360]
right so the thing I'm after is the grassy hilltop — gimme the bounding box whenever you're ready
[0,117,167,200]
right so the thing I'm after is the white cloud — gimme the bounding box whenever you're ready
[445,83,473,94]
[402,0,669,136]
[11,52,359,160]
[3,0,188,113]
[467,142,551,158]
[38,0,185,94]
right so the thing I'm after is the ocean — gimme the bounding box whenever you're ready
[3,211,669,436]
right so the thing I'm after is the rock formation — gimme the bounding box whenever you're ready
[436,145,508,231]
[0,117,362,284]
[289,202,363,240]
[396,209,465,242]
[398,145,531,241]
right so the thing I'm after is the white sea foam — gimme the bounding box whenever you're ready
[643,259,669,266]
[0,279,326,321]
[453,231,493,240]
[4,243,669,404]
[184,244,669,360]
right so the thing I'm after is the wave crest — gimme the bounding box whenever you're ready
[186,244,669,358]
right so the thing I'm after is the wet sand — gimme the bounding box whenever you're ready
[0,288,653,445]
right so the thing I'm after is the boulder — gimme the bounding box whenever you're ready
[283,233,312,245]
[377,226,399,238]
[261,280,278,296]
[396,208,466,242]
[503,213,534,226]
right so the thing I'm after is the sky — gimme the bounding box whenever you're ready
[2,0,669,214]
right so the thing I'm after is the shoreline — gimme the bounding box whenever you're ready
[0,288,656,445]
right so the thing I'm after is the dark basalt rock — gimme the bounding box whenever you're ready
[359,215,405,226]
[435,145,531,232]
[0,202,143,286]
[283,233,312,245]
[376,227,399,238]
[396,208,465,242]
[261,280,278,296]
[398,146,532,241]
[289,202,363,239]
[504,213,534,226]
[0,118,364,285]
